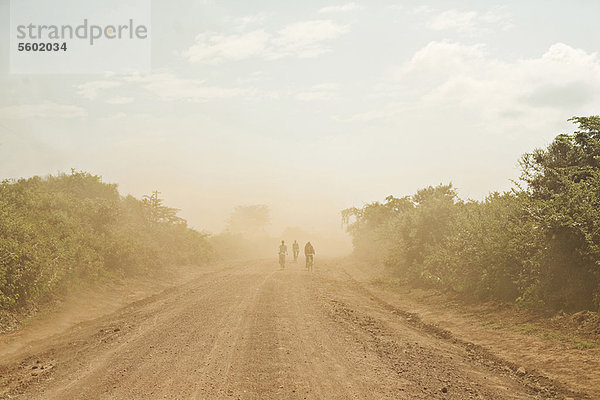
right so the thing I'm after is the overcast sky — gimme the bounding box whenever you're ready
[1,0,600,237]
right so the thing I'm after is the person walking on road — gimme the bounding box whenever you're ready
[304,241,315,271]
[292,240,300,262]
[278,240,288,269]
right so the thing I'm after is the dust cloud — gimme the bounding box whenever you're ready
[109,172,353,259]
[207,203,351,259]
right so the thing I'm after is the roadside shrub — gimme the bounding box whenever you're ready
[342,116,600,312]
[0,171,213,310]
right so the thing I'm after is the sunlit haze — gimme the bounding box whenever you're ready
[1,0,599,242]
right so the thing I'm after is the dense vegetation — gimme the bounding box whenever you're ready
[210,204,276,259]
[342,116,600,312]
[0,171,213,309]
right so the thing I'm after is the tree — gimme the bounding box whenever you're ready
[142,191,184,225]
[340,117,600,311]
[226,205,270,236]
[518,116,600,310]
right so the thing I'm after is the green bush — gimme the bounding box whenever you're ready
[342,116,600,312]
[0,171,213,309]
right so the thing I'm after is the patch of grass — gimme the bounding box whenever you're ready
[535,331,598,350]
[481,320,504,330]
[540,331,565,342]
[371,277,403,288]
[485,321,597,351]
[510,323,539,334]
[571,340,597,350]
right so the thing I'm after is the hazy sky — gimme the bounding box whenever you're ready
[1,0,600,237]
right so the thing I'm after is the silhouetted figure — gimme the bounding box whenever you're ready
[278,240,287,269]
[304,241,315,271]
[292,240,300,262]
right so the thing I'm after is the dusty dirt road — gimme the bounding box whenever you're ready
[0,260,586,399]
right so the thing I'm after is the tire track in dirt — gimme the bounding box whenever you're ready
[0,259,585,399]
[1,266,258,399]
[224,269,382,399]
[331,266,588,399]
[190,269,277,399]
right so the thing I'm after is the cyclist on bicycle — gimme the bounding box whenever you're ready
[278,240,287,269]
[292,240,300,262]
[304,241,315,271]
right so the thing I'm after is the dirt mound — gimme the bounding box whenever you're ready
[0,302,41,335]
[552,310,600,336]
[0,311,21,334]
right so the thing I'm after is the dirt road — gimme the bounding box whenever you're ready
[0,260,586,399]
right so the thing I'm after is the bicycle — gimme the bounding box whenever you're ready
[305,254,314,272]
[279,252,286,269]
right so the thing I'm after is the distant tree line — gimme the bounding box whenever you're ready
[342,116,600,312]
[0,171,213,309]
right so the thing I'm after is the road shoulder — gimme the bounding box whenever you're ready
[336,258,599,399]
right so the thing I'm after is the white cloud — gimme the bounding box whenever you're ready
[428,10,478,32]
[272,20,349,59]
[353,42,600,124]
[124,73,246,101]
[229,13,270,30]
[399,41,487,76]
[427,8,513,34]
[100,112,129,121]
[75,73,247,104]
[318,3,361,13]
[345,101,408,122]
[77,80,121,100]
[106,96,134,105]
[0,102,87,119]
[413,5,436,15]
[387,4,404,12]
[296,83,338,101]
[183,30,269,64]
[183,20,349,63]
